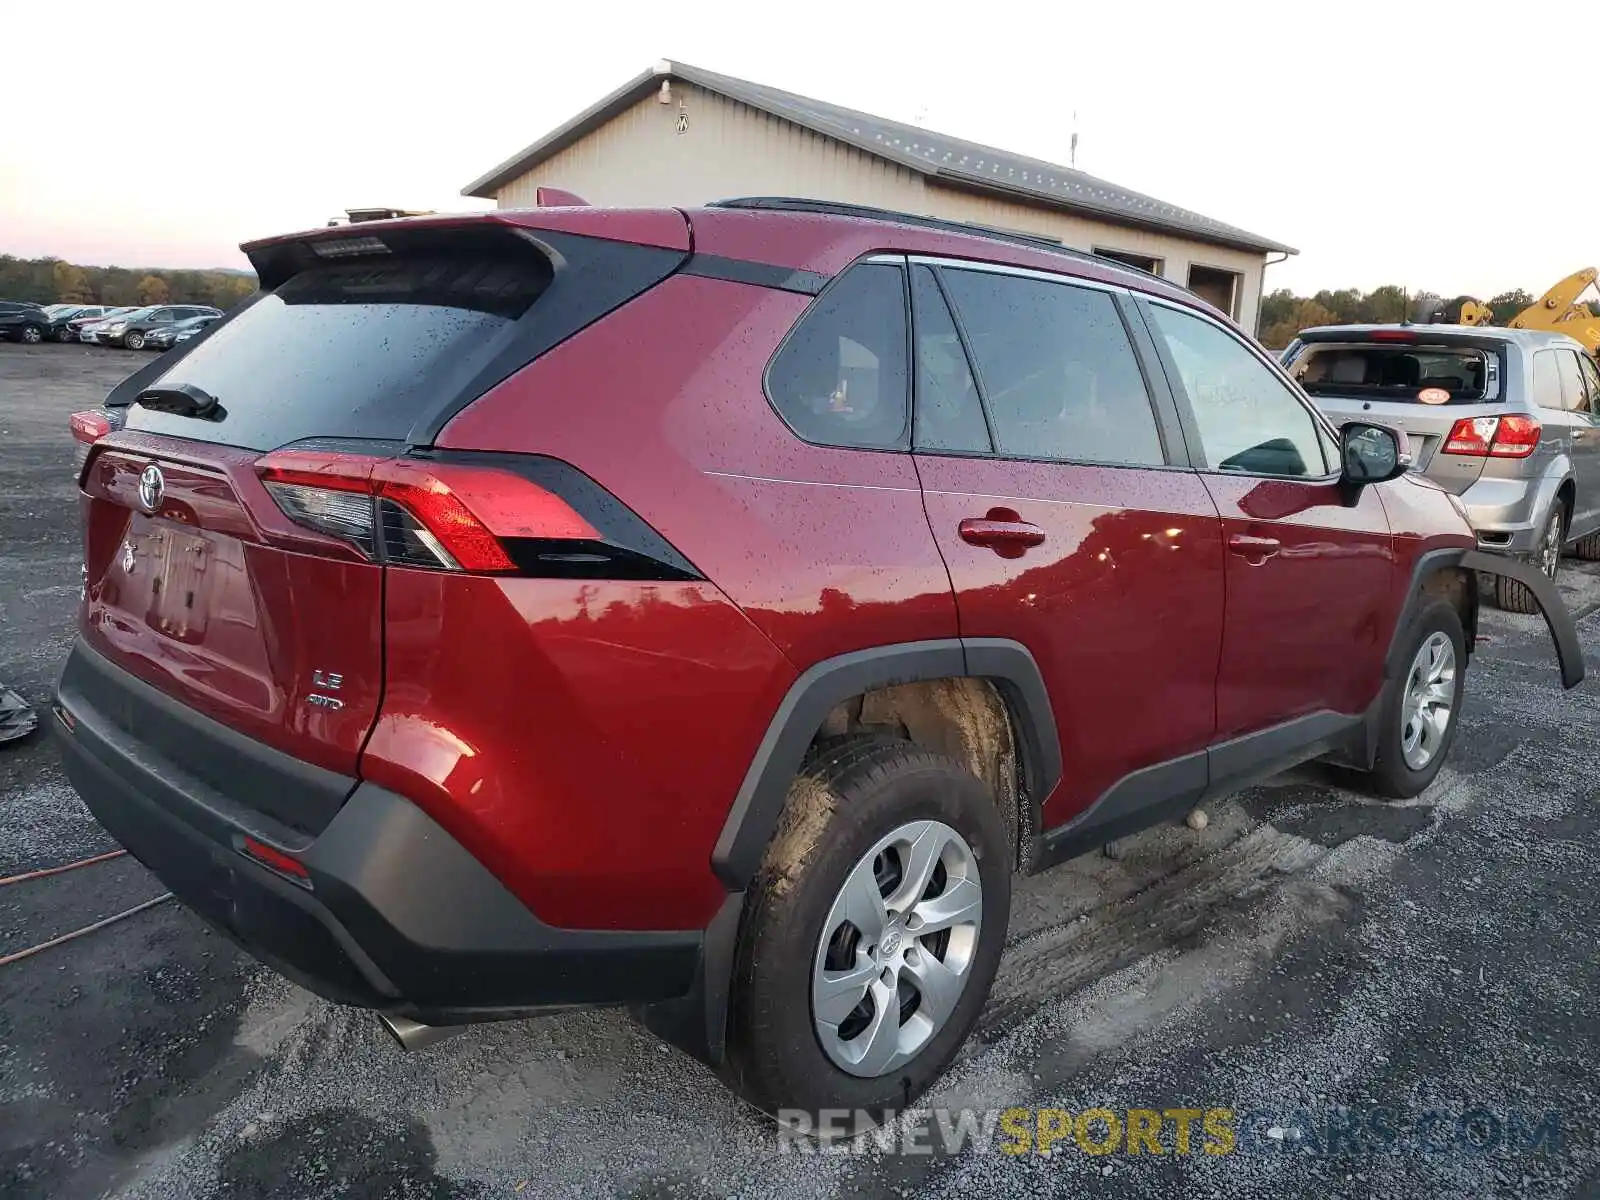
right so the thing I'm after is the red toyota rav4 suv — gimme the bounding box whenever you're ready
[53,199,1581,1121]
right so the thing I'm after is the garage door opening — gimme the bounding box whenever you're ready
[1094,248,1163,276]
[1187,265,1241,318]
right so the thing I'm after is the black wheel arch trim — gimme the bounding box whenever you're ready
[710,637,1063,890]
[1386,546,1583,689]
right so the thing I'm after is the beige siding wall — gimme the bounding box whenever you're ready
[496,86,920,211]
[493,85,1266,330]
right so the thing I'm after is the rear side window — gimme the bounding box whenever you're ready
[939,269,1164,466]
[767,264,910,450]
[128,248,553,451]
[1532,351,1563,410]
[1556,351,1588,412]
[1290,343,1493,403]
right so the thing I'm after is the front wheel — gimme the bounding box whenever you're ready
[1362,597,1466,798]
[18,323,43,345]
[123,330,146,351]
[727,738,1010,1126]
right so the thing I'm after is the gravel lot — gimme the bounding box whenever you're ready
[3,343,1599,1199]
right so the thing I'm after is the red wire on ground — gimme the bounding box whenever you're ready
[0,848,127,887]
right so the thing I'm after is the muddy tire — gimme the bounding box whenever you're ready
[1362,597,1466,799]
[726,737,1009,1129]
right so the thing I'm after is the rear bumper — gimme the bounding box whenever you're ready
[52,639,701,1023]
[1456,474,1549,554]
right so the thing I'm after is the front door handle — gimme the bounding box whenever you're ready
[1228,533,1281,563]
[959,509,1046,558]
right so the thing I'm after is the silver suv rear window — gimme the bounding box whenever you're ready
[1289,343,1495,404]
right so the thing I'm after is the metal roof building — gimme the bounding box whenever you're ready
[464,60,1294,331]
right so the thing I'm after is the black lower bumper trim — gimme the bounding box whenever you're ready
[53,639,702,1020]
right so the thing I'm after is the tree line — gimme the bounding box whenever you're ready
[1258,286,1538,349]
[0,255,257,311]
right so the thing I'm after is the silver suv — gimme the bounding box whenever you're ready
[1282,324,1600,610]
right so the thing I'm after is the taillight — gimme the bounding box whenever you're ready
[69,410,111,445]
[69,408,117,473]
[252,450,690,579]
[1487,415,1540,458]
[1442,415,1540,459]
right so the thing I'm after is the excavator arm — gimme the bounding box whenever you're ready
[1507,267,1600,354]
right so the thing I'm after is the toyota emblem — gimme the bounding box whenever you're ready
[137,464,165,513]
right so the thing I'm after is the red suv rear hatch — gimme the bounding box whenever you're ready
[75,213,689,834]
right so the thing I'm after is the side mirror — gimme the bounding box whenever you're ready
[1339,421,1411,501]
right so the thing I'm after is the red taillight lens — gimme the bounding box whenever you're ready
[1442,416,1540,459]
[69,410,112,444]
[1488,414,1540,458]
[253,451,597,572]
[1365,329,1418,342]
[1443,417,1497,456]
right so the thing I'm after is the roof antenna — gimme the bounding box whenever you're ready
[1070,111,1079,168]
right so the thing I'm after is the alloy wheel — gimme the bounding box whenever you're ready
[20,325,41,344]
[1538,511,1562,579]
[811,819,982,1077]
[1400,631,1456,771]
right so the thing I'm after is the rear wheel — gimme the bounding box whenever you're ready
[727,737,1009,1126]
[1494,502,1564,613]
[123,330,146,351]
[1570,530,1600,561]
[1362,597,1466,798]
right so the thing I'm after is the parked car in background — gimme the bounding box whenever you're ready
[1282,324,1600,612]
[144,313,220,350]
[55,201,1583,1123]
[96,304,221,350]
[0,300,50,344]
[49,305,112,341]
[74,307,138,344]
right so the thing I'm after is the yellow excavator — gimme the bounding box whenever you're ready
[1452,268,1600,353]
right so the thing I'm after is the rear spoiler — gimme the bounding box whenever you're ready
[1294,328,1516,353]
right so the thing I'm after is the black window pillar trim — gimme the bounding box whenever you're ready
[710,637,1063,891]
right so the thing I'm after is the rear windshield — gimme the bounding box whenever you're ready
[125,249,552,451]
[1288,343,1497,403]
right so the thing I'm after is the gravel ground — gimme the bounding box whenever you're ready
[2,343,1599,1198]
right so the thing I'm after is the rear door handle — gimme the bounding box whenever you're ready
[959,512,1046,557]
[1228,533,1281,563]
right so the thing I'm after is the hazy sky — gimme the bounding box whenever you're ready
[5,2,1597,298]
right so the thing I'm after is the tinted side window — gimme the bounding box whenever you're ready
[910,266,990,454]
[1556,351,1587,412]
[768,264,910,450]
[1147,302,1328,477]
[939,269,1164,466]
[1531,351,1563,410]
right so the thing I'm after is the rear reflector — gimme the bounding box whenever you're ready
[1442,415,1540,459]
[239,836,311,886]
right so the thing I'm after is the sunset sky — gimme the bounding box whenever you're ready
[5,1,1597,299]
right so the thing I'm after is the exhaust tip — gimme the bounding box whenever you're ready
[378,1013,460,1052]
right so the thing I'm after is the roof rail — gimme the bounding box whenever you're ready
[706,196,1167,283]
